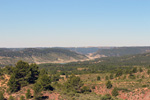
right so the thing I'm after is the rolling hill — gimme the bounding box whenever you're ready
[93,47,150,57]
[0,48,88,66]
[64,47,113,54]
[93,52,150,66]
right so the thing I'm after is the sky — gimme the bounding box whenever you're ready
[0,0,150,48]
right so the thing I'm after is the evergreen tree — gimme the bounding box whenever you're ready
[105,76,109,80]
[33,72,53,99]
[101,94,112,100]
[3,66,14,75]
[123,75,126,79]
[14,60,30,87]
[39,69,47,76]
[147,69,150,75]
[97,76,101,81]
[81,86,91,93]
[7,74,20,93]
[28,64,39,84]
[51,75,60,82]
[33,82,42,99]
[8,96,15,100]
[37,74,53,90]
[132,67,137,73]
[129,72,136,79]
[116,70,123,77]
[110,74,114,79]
[139,67,143,72]
[112,87,119,97]
[7,61,40,93]
[0,67,3,76]
[65,75,83,92]
[106,80,112,89]
[20,96,25,100]
[26,89,31,99]
[0,91,4,100]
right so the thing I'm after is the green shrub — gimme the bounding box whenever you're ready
[92,85,95,89]
[81,86,91,93]
[0,91,4,100]
[116,70,123,77]
[26,89,31,99]
[8,96,15,100]
[129,73,136,79]
[97,76,101,81]
[106,80,112,89]
[20,96,25,100]
[110,74,114,79]
[139,67,143,72]
[112,87,119,97]
[105,76,109,80]
[101,94,112,100]
[142,85,148,87]
[64,75,83,93]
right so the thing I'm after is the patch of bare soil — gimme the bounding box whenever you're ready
[93,84,150,100]
[42,91,60,100]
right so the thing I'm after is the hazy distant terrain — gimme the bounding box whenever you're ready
[93,47,150,57]
[0,48,87,66]
[0,46,150,66]
[63,47,113,54]
[93,52,150,66]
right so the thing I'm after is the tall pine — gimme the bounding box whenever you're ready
[7,74,20,93]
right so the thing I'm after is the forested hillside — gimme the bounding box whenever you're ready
[0,48,87,66]
[64,47,112,54]
[39,52,150,75]
[93,47,150,57]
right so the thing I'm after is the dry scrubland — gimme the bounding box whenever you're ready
[1,67,150,100]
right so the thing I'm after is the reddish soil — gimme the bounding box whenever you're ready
[93,84,150,100]
[42,91,60,100]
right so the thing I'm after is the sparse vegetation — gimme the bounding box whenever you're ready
[112,87,119,97]
[25,89,31,99]
[1,47,150,99]
[0,91,4,100]
[106,81,112,89]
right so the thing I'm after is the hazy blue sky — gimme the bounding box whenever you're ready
[0,0,150,47]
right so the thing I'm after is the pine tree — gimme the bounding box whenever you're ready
[110,74,114,79]
[33,72,53,99]
[33,82,42,99]
[0,67,3,76]
[97,76,101,81]
[8,96,15,100]
[132,67,137,73]
[7,61,40,93]
[28,64,39,84]
[116,69,123,77]
[0,91,4,100]
[147,69,150,75]
[7,74,20,93]
[105,76,109,80]
[81,86,91,93]
[15,60,30,87]
[37,74,53,90]
[139,67,143,72]
[65,75,83,92]
[112,87,119,97]
[25,89,31,99]
[20,96,25,100]
[106,80,112,89]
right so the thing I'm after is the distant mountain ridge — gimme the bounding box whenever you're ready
[0,48,88,66]
[93,47,150,57]
[60,47,113,54]
[96,52,150,66]
[1,46,150,66]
